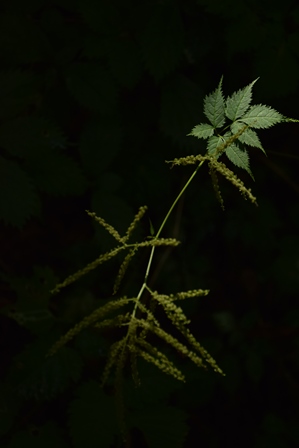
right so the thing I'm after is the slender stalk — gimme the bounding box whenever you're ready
[130,159,205,319]
[144,160,205,283]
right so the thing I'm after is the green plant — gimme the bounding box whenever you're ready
[48,77,298,439]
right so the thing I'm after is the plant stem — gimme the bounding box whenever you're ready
[132,159,205,311]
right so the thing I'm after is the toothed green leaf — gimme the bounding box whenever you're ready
[204,77,225,128]
[225,144,254,179]
[207,135,223,157]
[188,123,214,139]
[207,131,233,157]
[231,121,266,154]
[240,104,284,128]
[225,78,258,121]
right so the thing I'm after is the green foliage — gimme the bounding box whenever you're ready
[188,78,286,184]
[45,77,298,442]
[1,2,299,447]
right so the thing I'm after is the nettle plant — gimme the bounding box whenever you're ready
[49,78,297,432]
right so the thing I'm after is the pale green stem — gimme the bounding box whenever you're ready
[129,159,205,321]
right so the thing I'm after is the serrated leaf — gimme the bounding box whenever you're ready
[68,381,117,448]
[240,104,284,128]
[204,77,225,128]
[225,78,259,121]
[188,123,214,139]
[207,131,232,157]
[231,122,266,154]
[139,5,184,80]
[131,404,188,448]
[207,135,223,156]
[225,144,254,178]
[238,129,265,154]
[0,157,40,227]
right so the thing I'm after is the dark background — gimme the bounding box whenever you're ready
[1,0,299,447]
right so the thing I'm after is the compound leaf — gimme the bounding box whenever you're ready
[225,78,258,121]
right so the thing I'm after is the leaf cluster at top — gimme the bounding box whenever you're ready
[188,78,286,178]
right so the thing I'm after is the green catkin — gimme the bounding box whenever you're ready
[121,205,148,243]
[171,289,210,300]
[101,338,126,387]
[86,210,123,242]
[138,238,180,247]
[209,165,225,210]
[113,246,139,295]
[209,156,257,205]
[47,298,132,356]
[215,124,249,155]
[50,246,124,294]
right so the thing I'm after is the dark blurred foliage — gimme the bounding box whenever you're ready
[0,0,299,446]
